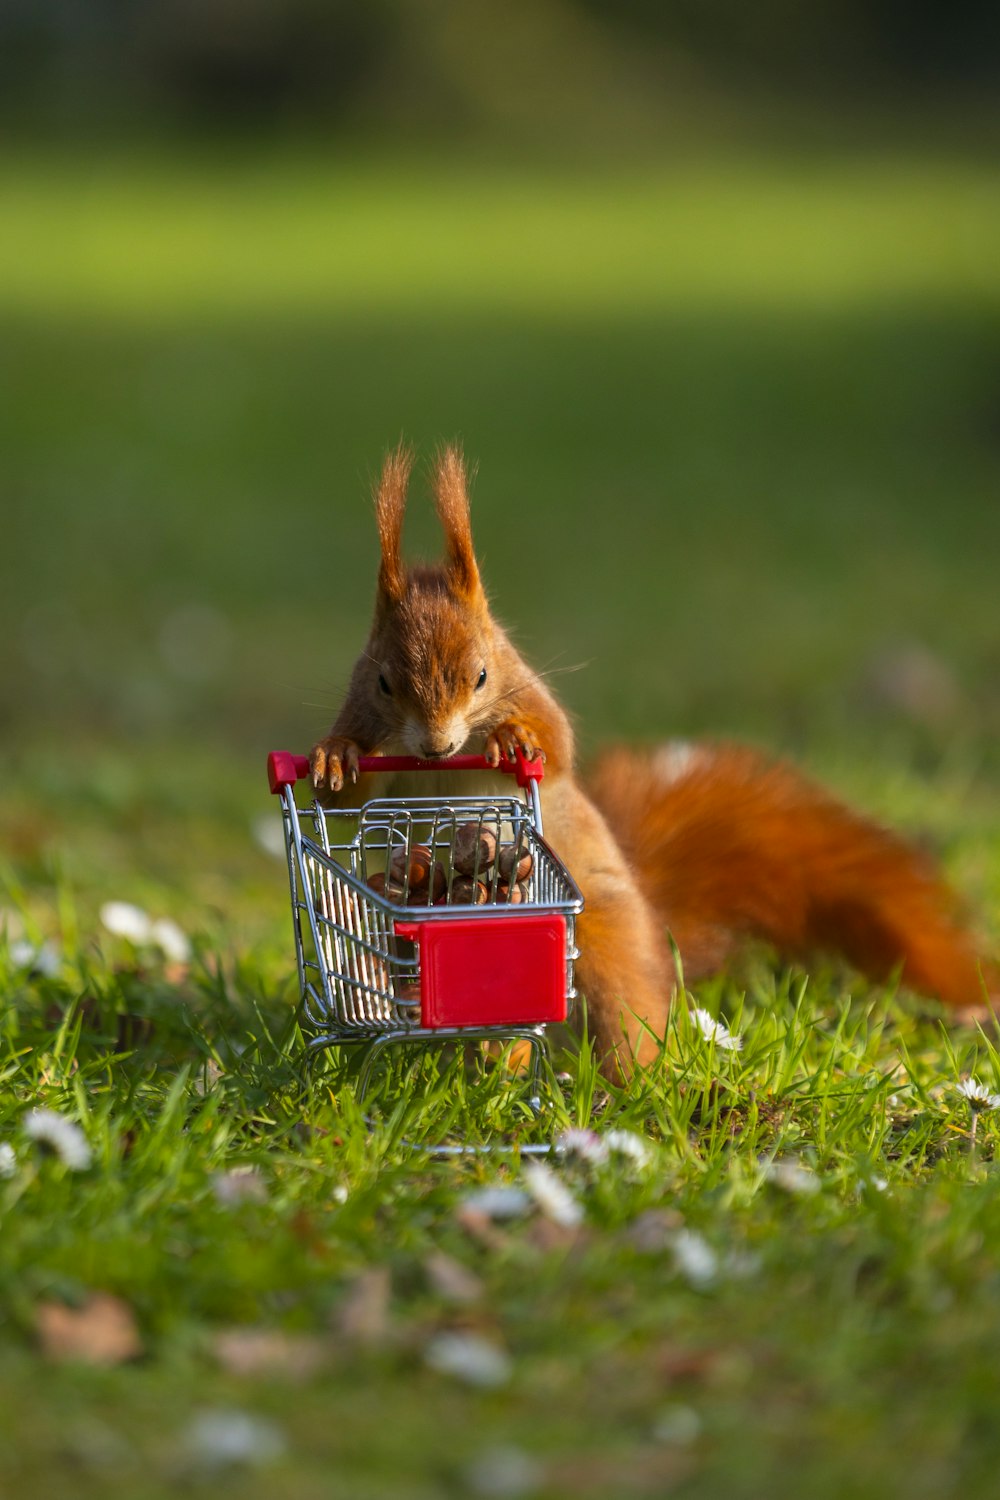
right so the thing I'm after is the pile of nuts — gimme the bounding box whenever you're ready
[366,821,533,906]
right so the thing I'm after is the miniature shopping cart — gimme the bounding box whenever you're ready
[266,749,583,1109]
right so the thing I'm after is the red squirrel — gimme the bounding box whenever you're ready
[311,444,996,1074]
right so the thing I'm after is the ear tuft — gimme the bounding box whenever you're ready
[374,442,413,605]
[432,443,481,598]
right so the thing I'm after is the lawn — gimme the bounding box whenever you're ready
[2,146,1000,1497]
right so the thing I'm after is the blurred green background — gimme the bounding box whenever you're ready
[2,0,999,940]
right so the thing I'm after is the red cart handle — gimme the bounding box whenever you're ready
[267,748,544,795]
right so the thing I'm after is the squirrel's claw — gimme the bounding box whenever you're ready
[310,736,361,794]
[485,723,544,767]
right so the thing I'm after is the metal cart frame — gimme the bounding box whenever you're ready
[267,750,583,1114]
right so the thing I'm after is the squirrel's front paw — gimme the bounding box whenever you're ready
[484,722,545,767]
[310,736,362,794]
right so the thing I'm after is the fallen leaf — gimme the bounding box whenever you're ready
[455,1206,513,1252]
[37,1293,142,1366]
[548,1444,693,1493]
[655,1343,729,1385]
[621,1208,684,1253]
[334,1266,391,1348]
[524,1217,585,1254]
[424,1330,512,1388]
[424,1250,485,1305]
[211,1328,329,1380]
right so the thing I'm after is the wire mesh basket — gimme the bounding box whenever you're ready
[266,750,583,1105]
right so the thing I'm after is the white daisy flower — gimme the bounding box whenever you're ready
[0,1142,17,1178]
[100,903,191,965]
[761,1159,821,1196]
[424,1332,512,1389]
[460,1185,532,1220]
[463,1444,542,1497]
[22,1108,92,1170]
[522,1161,584,1228]
[149,917,191,965]
[651,1404,702,1446]
[211,1167,267,1207]
[557,1127,610,1165]
[724,1248,763,1280]
[671,1228,718,1289]
[99,901,153,945]
[183,1409,286,1471]
[192,1059,223,1098]
[603,1129,654,1169]
[956,1078,1000,1111]
[691,1006,743,1052]
[251,814,287,860]
[8,940,61,978]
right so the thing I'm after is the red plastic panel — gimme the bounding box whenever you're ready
[397,914,568,1029]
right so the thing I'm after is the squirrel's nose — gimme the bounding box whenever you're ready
[422,740,457,759]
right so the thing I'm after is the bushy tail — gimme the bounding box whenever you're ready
[588,742,995,1011]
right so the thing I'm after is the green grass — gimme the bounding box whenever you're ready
[3,145,1000,1495]
[4,920,1000,1499]
[3,155,999,319]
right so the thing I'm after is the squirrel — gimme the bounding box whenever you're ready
[311,444,997,1075]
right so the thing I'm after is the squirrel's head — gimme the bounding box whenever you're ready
[365,444,498,759]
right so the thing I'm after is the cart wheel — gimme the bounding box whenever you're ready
[352,1029,548,1112]
[355,1032,407,1103]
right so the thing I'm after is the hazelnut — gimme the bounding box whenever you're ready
[453,822,498,876]
[389,842,433,889]
[494,880,523,905]
[497,844,533,883]
[405,862,447,904]
[367,870,406,903]
[450,876,489,905]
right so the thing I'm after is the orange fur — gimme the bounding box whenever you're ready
[374,442,413,606]
[559,781,671,1070]
[312,447,996,1078]
[590,743,997,1010]
[431,444,481,600]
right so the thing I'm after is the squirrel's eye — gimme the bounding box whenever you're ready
[475,667,488,691]
[378,673,392,696]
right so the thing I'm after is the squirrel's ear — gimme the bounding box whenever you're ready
[432,444,481,599]
[374,443,413,605]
